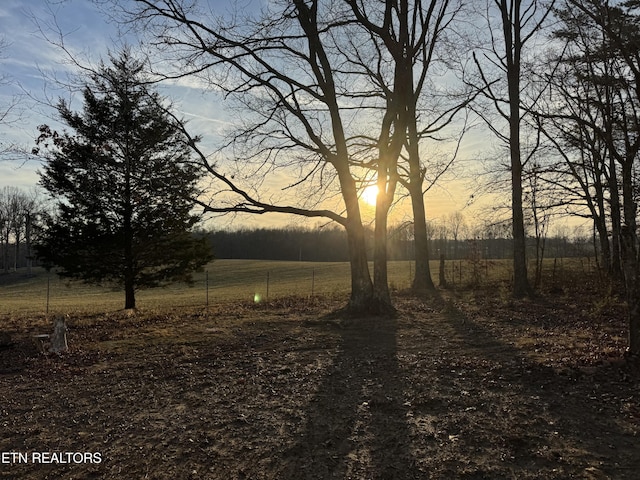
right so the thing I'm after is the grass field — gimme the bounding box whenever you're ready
[0,260,412,315]
[0,256,599,316]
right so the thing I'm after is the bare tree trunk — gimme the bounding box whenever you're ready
[13,232,20,271]
[608,156,623,278]
[510,133,531,297]
[335,157,375,313]
[345,218,374,312]
[621,226,640,355]
[411,190,436,292]
[124,279,136,310]
[365,0,410,312]
[123,151,136,310]
[407,111,435,292]
[25,212,32,275]
[589,160,611,274]
[505,0,532,298]
[620,161,640,355]
[595,218,611,275]
[373,175,392,310]
[2,238,7,273]
[372,151,399,313]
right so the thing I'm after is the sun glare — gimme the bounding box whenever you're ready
[361,185,378,206]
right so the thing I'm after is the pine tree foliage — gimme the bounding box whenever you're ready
[34,50,213,309]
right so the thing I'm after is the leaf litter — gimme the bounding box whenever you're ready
[0,288,638,479]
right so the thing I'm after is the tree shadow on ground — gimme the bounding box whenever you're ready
[278,315,418,480]
[432,293,640,478]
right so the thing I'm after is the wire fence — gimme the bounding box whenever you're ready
[0,257,598,317]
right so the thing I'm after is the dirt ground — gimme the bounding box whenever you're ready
[1,281,639,479]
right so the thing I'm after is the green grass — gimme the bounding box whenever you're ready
[0,256,597,316]
[0,260,416,315]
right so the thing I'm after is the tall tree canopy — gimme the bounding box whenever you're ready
[34,50,212,309]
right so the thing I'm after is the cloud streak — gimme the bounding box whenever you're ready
[0,0,232,191]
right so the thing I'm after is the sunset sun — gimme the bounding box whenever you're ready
[361,185,378,206]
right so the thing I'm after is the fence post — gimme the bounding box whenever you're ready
[451,260,455,287]
[46,275,50,315]
[311,268,315,297]
[266,271,270,300]
[205,270,209,307]
[439,253,447,287]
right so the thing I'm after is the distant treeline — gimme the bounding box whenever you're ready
[0,226,598,272]
[205,226,595,262]
[206,227,352,262]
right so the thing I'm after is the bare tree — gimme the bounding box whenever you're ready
[446,210,466,259]
[559,0,640,355]
[535,2,628,279]
[0,187,39,273]
[385,0,469,293]
[341,0,415,308]
[117,0,408,311]
[471,0,555,297]
[538,75,621,278]
[524,160,551,287]
[109,0,476,312]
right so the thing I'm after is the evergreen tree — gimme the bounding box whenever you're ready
[34,50,212,309]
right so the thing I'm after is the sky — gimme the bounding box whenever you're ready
[0,0,243,209]
[0,0,517,233]
[0,0,115,189]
